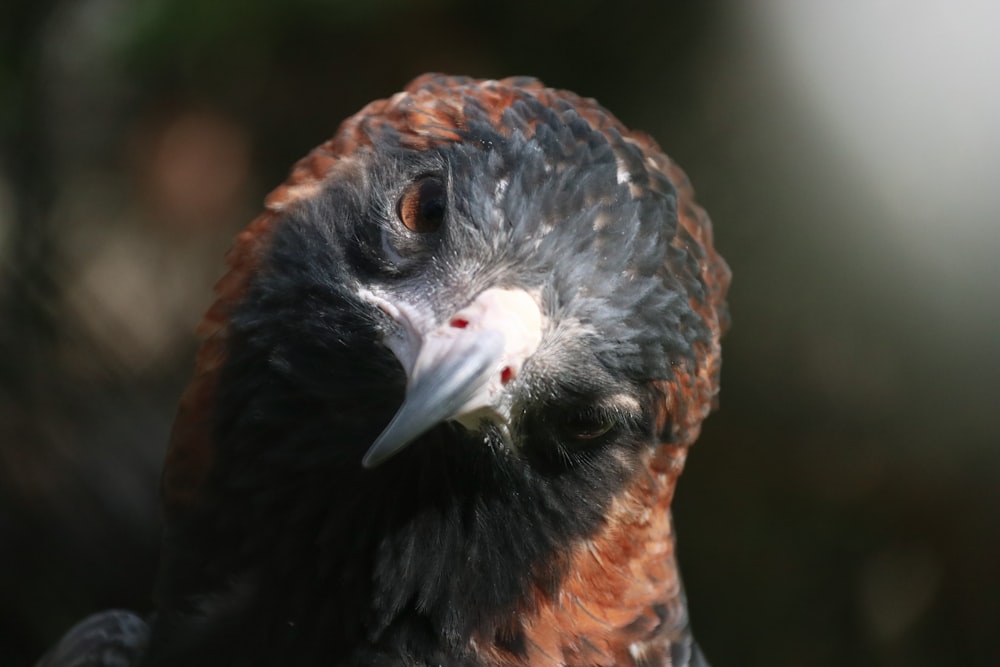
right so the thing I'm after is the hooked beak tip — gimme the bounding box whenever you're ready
[360,330,504,468]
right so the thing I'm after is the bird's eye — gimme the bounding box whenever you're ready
[397,176,446,233]
[560,409,617,443]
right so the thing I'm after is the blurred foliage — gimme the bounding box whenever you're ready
[2,1,998,666]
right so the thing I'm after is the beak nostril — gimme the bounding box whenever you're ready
[500,366,514,384]
[450,318,469,329]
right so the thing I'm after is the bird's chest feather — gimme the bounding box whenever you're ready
[159,449,686,667]
[467,446,690,667]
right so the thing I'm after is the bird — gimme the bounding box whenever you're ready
[37,74,730,667]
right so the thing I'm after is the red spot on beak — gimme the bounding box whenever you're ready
[500,366,514,385]
[450,317,469,329]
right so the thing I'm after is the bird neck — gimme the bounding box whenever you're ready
[471,443,693,665]
[158,356,693,666]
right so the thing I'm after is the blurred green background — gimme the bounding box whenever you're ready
[2,1,998,665]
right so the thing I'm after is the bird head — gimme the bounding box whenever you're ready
[154,75,729,665]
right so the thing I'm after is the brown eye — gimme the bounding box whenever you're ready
[397,176,446,233]
[561,410,616,443]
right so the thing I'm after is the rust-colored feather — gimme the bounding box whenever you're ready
[471,441,692,666]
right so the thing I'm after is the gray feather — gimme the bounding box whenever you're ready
[36,610,148,667]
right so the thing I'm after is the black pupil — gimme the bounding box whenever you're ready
[417,179,445,225]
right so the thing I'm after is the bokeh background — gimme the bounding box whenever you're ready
[2,0,998,664]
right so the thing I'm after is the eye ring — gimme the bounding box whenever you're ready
[397,176,446,234]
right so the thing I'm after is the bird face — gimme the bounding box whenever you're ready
[153,75,729,666]
[327,126,685,472]
[243,113,704,474]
